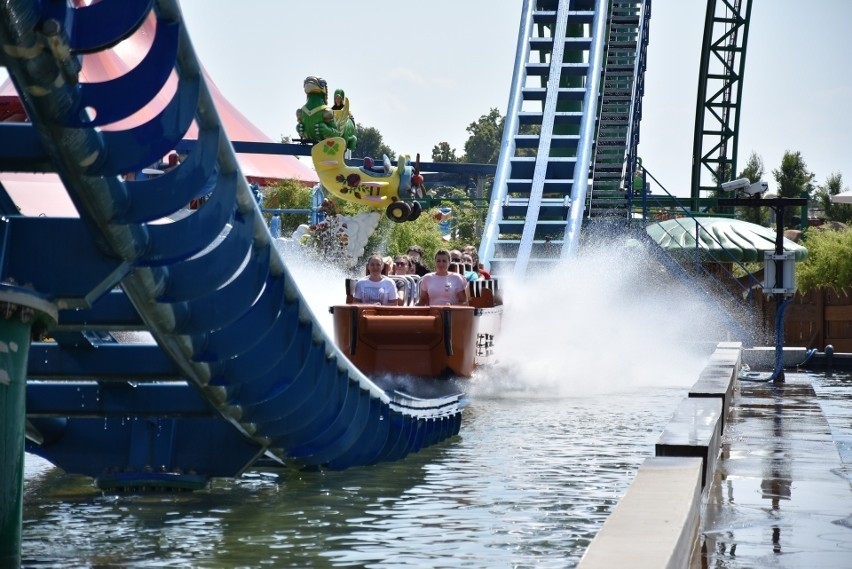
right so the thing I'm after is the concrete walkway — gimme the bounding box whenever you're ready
[700,373,852,567]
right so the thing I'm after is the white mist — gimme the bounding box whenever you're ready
[280,236,736,398]
[473,237,734,397]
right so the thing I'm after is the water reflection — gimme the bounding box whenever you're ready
[23,389,684,567]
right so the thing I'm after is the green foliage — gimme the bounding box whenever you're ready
[436,187,484,246]
[772,150,815,227]
[262,179,313,233]
[516,123,540,158]
[353,123,394,160]
[462,108,504,164]
[432,141,458,162]
[797,227,852,292]
[383,211,446,262]
[736,152,768,225]
[813,172,852,224]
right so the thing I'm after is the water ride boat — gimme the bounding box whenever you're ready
[329,278,502,378]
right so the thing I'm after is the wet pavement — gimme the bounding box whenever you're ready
[699,373,852,567]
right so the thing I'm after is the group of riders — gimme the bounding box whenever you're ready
[352,245,491,307]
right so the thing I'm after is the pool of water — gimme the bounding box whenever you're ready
[21,242,734,567]
[22,386,687,568]
[811,370,852,465]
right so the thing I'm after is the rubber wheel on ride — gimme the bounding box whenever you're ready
[386,201,411,223]
[407,201,422,222]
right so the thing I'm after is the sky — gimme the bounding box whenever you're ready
[175,0,852,197]
[5,1,850,197]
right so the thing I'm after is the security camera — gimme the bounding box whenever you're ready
[720,178,751,192]
[743,181,768,197]
[720,177,767,198]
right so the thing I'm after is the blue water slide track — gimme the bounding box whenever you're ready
[0,0,461,484]
[480,0,646,277]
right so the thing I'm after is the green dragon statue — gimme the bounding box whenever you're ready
[296,76,357,151]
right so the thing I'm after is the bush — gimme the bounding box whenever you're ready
[797,227,852,292]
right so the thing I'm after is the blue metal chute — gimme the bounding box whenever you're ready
[0,0,462,483]
[139,170,240,267]
[61,15,179,127]
[479,0,534,274]
[156,215,255,303]
[61,0,155,54]
[118,126,221,223]
[91,66,200,177]
[191,276,289,362]
[170,245,271,336]
[560,1,607,260]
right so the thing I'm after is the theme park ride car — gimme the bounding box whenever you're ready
[329,278,503,379]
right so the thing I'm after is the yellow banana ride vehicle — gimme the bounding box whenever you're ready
[311,136,424,223]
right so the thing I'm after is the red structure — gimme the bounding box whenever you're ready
[0,10,316,215]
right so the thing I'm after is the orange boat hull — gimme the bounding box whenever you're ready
[330,305,500,378]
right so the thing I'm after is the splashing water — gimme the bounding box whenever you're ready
[473,237,735,398]
[279,235,735,399]
[274,238,352,336]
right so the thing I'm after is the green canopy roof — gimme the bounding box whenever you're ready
[646,217,808,263]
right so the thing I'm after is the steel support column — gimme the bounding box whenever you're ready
[0,285,55,567]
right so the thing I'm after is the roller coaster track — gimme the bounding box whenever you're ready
[479,0,649,276]
[0,0,462,485]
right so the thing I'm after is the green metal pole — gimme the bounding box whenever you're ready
[0,285,56,567]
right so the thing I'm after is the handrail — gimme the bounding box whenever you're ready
[561,0,608,259]
[512,1,572,276]
[479,0,534,271]
[619,1,651,213]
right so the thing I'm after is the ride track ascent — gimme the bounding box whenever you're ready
[0,0,462,487]
[479,0,649,277]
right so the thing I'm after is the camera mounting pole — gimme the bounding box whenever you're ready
[718,197,808,382]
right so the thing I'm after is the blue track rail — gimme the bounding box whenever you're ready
[0,0,462,484]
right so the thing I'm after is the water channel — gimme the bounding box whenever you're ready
[22,242,737,567]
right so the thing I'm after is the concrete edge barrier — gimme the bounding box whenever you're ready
[655,397,722,488]
[576,456,703,569]
[688,365,735,433]
[578,342,740,567]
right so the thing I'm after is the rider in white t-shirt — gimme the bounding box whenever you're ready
[353,254,397,305]
[417,249,469,306]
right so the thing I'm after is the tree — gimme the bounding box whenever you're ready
[441,188,485,246]
[383,211,446,263]
[772,150,815,228]
[736,151,767,225]
[462,108,504,164]
[353,123,394,160]
[432,142,458,162]
[813,172,852,224]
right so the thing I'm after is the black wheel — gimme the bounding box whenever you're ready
[386,201,411,223]
[407,201,422,222]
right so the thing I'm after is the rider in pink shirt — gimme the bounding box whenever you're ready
[417,249,469,306]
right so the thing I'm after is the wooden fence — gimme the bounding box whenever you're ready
[755,288,852,352]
